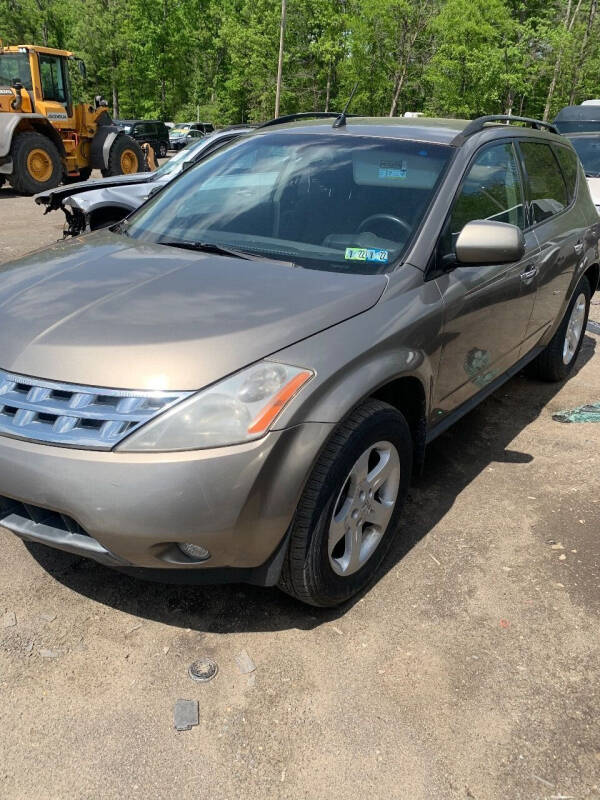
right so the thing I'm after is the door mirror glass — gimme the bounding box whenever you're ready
[455,220,525,264]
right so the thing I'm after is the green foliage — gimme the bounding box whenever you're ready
[1,0,600,123]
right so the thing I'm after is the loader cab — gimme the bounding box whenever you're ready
[0,45,75,124]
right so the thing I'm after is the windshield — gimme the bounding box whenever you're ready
[125,132,451,274]
[152,139,208,179]
[568,135,600,175]
[0,52,33,90]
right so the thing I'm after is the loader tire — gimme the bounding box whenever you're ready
[9,131,62,195]
[102,135,144,177]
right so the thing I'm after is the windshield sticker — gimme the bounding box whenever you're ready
[378,160,407,180]
[345,247,389,263]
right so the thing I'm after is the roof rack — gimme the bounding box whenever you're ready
[453,115,559,144]
[257,112,356,129]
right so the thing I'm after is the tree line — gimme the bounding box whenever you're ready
[1,0,599,125]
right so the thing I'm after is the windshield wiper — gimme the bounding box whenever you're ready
[155,239,259,260]
[585,171,600,178]
[156,238,295,265]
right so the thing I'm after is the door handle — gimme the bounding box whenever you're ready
[574,241,584,256]
[520,265,538,282]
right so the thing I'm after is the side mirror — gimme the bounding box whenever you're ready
[455,220,525,265]
[77,59,87,81]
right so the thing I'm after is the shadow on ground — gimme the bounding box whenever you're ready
[25,336,596,634]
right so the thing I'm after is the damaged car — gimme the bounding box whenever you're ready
[35,126,252,237]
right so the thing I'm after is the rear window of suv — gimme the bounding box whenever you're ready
[519,141,569,224]
[553,143,580,197]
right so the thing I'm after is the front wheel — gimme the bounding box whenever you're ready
[158,141,168,158]
[527,276,591,382]
[102,135,144,177]
[9,131,63,195]
[279,399,412,607]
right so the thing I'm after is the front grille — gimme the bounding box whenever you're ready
[0,369,191,449]
[0,495,86,535]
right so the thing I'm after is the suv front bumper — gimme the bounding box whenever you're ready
[0,422,333,584]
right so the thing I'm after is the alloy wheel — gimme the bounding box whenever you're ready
[563,292,586,365]
[328,440,400,577]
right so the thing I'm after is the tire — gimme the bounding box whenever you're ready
[527,276,591,382]
[158,141,168,158]
[0,176,5,189]
[9,131,63,195]
[279,399,412,607]
[101,135,144,177]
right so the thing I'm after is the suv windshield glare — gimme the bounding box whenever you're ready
[125,132,452,273]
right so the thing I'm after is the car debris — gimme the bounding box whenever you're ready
[2,611,16,627]
[174,699,199,731]
[38,648,61,658]
[553,403,600,423]
[188,658,218,682]
[235,649,256,674]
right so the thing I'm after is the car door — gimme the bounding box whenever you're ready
[432,140,540,415]
[517,140,585,350]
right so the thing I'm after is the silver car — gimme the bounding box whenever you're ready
[1,113,598,606]
[35,127,252,236]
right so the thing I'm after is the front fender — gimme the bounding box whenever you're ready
[0,113,64,158]
[90,127,119,169]
[268,265,443,429]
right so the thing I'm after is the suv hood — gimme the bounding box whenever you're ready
[0,231,386,391]
[63,180,165,215]
[35,172,152,211]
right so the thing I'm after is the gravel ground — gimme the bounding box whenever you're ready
[0,184,599,800]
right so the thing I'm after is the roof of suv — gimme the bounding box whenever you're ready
[252,114,564,147]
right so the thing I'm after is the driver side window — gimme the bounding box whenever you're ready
[439,142,525,261]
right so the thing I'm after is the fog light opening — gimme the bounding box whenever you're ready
[177,542,211,562]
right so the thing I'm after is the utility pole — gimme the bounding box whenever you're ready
[275,0,286,118]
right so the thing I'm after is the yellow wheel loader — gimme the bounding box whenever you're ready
[0,43,146,195]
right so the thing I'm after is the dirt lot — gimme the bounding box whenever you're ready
[0,186,599,800]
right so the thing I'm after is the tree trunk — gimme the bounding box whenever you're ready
[112,84,119,118]
[389,64,408,117]
[569,0,597,104]
[543,0,583,120]
[325,63,332,112]
[275,0,287,118]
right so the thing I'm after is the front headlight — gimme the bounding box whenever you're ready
[117,362,313,452]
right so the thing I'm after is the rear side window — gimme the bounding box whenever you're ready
[519,142,569,224]
[553,144,579,199]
